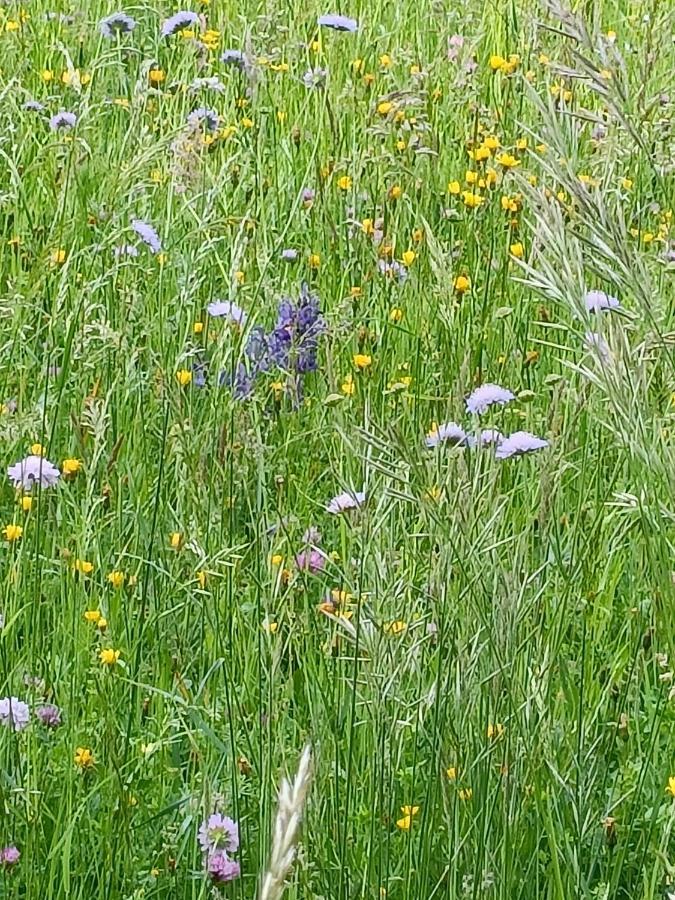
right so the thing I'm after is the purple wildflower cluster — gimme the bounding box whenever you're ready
[198,813,240,884]
[0,846,20,868]
[0,696,62,731]
[220,284,326,401]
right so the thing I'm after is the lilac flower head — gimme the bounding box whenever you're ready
[466,428,503,448]
[447,34,464,61]
[302,525,322,544]
[495,431,548,460]
[295,548,327,573]
[198,814,239,854]
[302,187,315,206]
[281,248,298,262]
[221,49,245,68]
[7,455,60,490]
[0,846,20,867]
[207,300,247,326]
[378,259,408,283]
[326,490,366,514]
[100,12,136,38]
[0,697,30,731]
[23,100,45,112]
[425,422,467,448]
[207,851,240,884]
[187,107,219,132]
[303,67,327,90]
[49,111,77,131]
[114,243,139,258]
[161,10,200,38]
[131,218,162,253]
[35,704,62,728]
[318,13,358,32]
[584,290,620,312]
[466,383,515,415]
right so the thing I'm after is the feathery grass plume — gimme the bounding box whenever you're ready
[259,745,312,900]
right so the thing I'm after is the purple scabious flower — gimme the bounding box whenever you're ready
[425,422,467,448]
[584,290,620,312]
[0,846,20,867]
[301,187,315,207]
[302,67,327,89]
[7,455,60,490]
[466,428,503,448]
[295,548,327,573]
[23,100,45,112]
[187,107,219,131]
[207,300,247,326]
[377,259,408,283]
[0,697,30,731]
[221,49,245,68]
[198,814,239,854]
[326,490,366,514]
[207,851,240,883]
[35,704,61,728]
[281,248,298,262]
[161,10,200,37]
[100,12,136,38]
[318,13,358,31]
[49,111,77,131]
[465,383,515,415]
[495,431,548,460]
[131,218,162,253]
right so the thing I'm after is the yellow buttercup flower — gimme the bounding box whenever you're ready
[3,524,23,542]
[107,570,125,589]
[396,805,420,830]
[74,747,95,769]
[62,458,82,477]
[454,275,471,293]
[353,354,372,370]
[176,369,192,386]
[99,647,121,666]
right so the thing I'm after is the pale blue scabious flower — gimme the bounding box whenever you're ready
[0,697,30,731]
[466,428,503,448]
[161,10,199,37]
[100,12,136,38]
[221,49,245,68]
[318,13,358,32]
[584,290,620,312]
[326,490,366,514]
[131,218,162,253]
[495,431,548,459]
[465,383,515,415]
[425,422,467,448]
[49,111,77,131]
[198,814,239,854]
[23,100,45,112]
[7,455,60,490]
[281,248,298,262]
[187,107,219,131]
[207,300,247,326]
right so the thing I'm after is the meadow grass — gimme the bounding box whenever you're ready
[0,0,673,897]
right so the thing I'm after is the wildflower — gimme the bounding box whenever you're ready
[74,747,95,768]
[489,54,506,70]
[207,852,241,883]
[466,428,503,448]
[0,846,20,867]
[341,374,355,396]
[193,321,204,334]
[666,776,675,797]
[446,767,457,780]
[425,422,467,448]
[454,275,471,293]
[61,458,82,477]
[378,259,408,282]
[114,244,139,258]
[584,290,620,313]
[496,152,520,168]
[149,68,165,85]
[35,704,61,728]
[458,788,473,801]
[309,253,321,269]
[303,67,327,89]
[377,100,394,116]
[388,184,403,200]
[396,806,419,830]
[296,548,327,573]
[510,242,524,258]
[466,383,515,415]
[49,111,78,132]
[0,697,30,731]
[84,610,101,623]
[281,248,298,262]
[131,218,162,254]
[353,354,372,370]
[3,524,22,542]
[462,191,483,209]
[384,620,407,635]
[401,250,415,267]
[262,617,278,634]
[31,444,45,457]
[161,10,200,37]
[99,648,121,666]
[487,722,505,740]
[337,175,352,190]
[99,12,136,37]
[20,497,32,512]
[7,455,60,490]
[73,559,94,575]
[495,431,548,459]
[326,490,366,514]
[107,570,125,589]
[187,107,219,132]
[207,300,248,326]
[170,532,183,549]
[221,49,245,67]
[318,13,358,32]
[302,188,315,207]
[448,180,461,194]
[176,369,192,387]
[389,307,403,323]
[198,814,240,854]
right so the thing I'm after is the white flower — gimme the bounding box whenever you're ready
[425,422,467,448]
[326,490,366,514]
[466,383,515,415]
[207,300,248,326]
[7,455,60,490]
[495,431,548,459]
[584,290,620,312]
[466,428,503,448]
[0,697,30,731]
